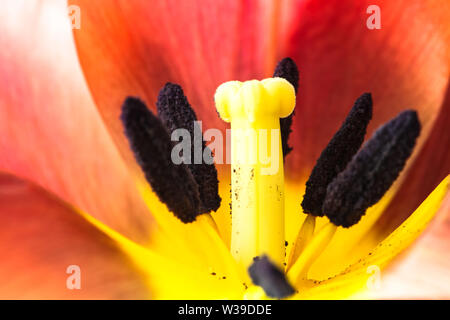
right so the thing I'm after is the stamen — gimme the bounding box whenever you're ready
[302,93,373,216]
[248,256,295,299]
[157,83,221,213]
[287,214,316,270]
[121,97,201,223]
[273,57,299,92]
[287,222,337,283]
[323,110,421,227]
[273,57,299,158]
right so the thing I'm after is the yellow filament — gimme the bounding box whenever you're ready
[197,213,220,234]
[287,222,337,284]
[287,214,316,270]
[215,78,296,269]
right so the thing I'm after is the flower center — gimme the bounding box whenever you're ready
[120,57,421,299]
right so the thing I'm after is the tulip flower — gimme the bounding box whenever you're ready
[0,0,448,299]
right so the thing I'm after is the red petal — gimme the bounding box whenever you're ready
[71,0,449,231]
[70,0,274,165]
[0,172,149,299]
[0,1,152,242]
[282,0,450,234]
[72,0,449,177]
[282,0,450,179]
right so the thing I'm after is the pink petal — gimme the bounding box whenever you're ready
[0,0,152,242]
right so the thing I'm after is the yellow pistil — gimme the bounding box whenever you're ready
[215,78,296,269]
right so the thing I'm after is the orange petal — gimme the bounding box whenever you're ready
[282,0,450,180]
[0,172,150,299]
[70,0,275,168]
[0,0,152,242]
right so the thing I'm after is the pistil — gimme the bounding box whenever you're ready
[215,78,296,269]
